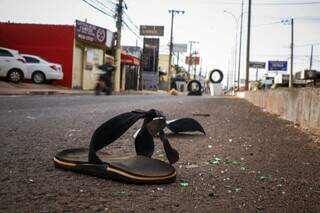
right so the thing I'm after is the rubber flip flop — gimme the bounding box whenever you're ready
[54,148,176,184]
[166,118,206,135]
[54,110,178,184]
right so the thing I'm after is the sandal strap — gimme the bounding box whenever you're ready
[135,118,180,164]
[134,118,166,158]
[88,109,165,164]
[89,111,146,164]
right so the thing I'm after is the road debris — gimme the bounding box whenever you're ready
[208,157,222,165]
[185,164,199,169]
[26,116,36,120]
[179,180,189,187]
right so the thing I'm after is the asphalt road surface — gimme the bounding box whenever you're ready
[0,95,319,212]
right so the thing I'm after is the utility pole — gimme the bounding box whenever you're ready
[237,0,244,90]
[168,10,185,90]
[114,0,124,92]
[245,0,252,90]
[194,60,197,80]
[289,18,294,88]
[187,41,193,75]
[177,52,180,69]
[187,41,198,79]
[199,57,203,79]
[227,56,230,90]
[310,45,314,70]
[223,10,238,93]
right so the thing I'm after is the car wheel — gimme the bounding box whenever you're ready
[32,72,46,84]
[7,69,23,83]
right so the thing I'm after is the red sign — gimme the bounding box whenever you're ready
[185,56,200,65]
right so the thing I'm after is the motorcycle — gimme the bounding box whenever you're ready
[94,64,115,95]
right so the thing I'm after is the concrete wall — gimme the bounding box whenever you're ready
[0,22,75,87]
[237,88,320,132]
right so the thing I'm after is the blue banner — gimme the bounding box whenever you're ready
[268,61,288,71]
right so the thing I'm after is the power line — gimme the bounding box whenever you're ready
[252,21,283,27]
[123,21,143,41]
[294,43,320,47]
[197,0,320,5]
[118,1,141,41]
[82,0,142,43]
[123,11,140,31]
[101,0,117,6]
[253,1,320,5]
[81,0,115,18]
[92,0,116,14]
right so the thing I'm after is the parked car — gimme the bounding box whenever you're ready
[0,47,27,83]
[21,54,63,84]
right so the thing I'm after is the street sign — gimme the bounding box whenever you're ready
[268,61,288,71]
[173,43,188,53]
[185,56,200,65]
[76,20,107,45]
[142,38,160,72]
[249,61,266,69]
[140,25,164,36]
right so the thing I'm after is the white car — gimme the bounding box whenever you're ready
[21,54,63,84]
[0,47,27,83]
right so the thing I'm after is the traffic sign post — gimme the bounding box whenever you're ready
[268,61,288,72]
[249,61,266,81]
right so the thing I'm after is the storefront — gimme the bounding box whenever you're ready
[120,52,140,91]
[121,46,141,91]
[72,20,114,90]
[0,21,114,89]
[0,22,74,87]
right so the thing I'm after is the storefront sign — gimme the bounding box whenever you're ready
[76,20,107,45]
[185,56,200,65]
[142,38,160,72]
[268,61,288,71]
[173,43,188,53]
[105,29,114,48]
[140,25,164,36]
[249,61,266,69]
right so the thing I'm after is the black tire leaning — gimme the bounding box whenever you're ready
[32,71,46,84]
[209,69,224,84]
[7,69,23,83]
[187,80,202,95]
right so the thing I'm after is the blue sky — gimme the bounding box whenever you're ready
[1,0,320,84]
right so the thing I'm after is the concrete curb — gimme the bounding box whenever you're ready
[0,89,171,96]
[0,82,178,96]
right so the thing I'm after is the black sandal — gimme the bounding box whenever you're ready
[54,109,183,184]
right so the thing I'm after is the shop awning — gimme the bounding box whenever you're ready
[121,53,140,66]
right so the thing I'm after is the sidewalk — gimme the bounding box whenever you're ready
[0,81,170,96]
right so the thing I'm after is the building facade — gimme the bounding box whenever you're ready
[0,21,115,90]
